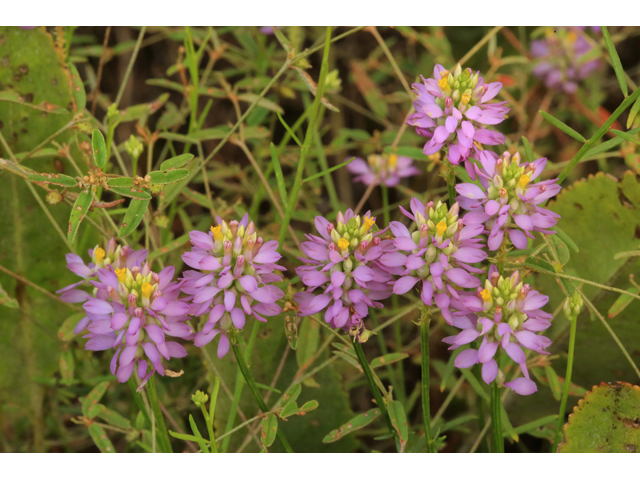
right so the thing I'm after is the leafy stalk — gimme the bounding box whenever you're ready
[552,312,577,452]
[420,307,436,452]
[490,381,504,453]
[147,377,173,453]
[230,343,294,453]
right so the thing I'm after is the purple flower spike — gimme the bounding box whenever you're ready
[347,153,420,187]
[532,27,601,94]
[59,241,191,389]
[407,63,509,177]
[294,210,393,341]
[381,199,487,323]
[181,214,285,358]
[456,150,561,251]
[443,266,553,395]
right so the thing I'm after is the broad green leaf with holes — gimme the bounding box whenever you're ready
[558,382,640,453]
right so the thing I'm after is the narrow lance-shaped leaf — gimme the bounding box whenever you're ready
[68,62,86,112]
[109,186,151,200]
[119,198,149,238]
[539,111,586,143]
[387,400,409,452]
[160,153,194,171]
[612,129,640,148]
[601,26,628,97]
[67,191,93,245]
[92,129,107,169]
[322,408,381,443]
[82,381,110,418]
[96,405,132,430]
[270,143,288,204]
[627,96,640,129]
[88,424,115,453]
[59,349,74,386]
[188,414,210,453]
[524,257,557,274]
[303,157,355,183]
[370,353,409,369]
[553,225,579,253]
[28,172,77,187]
[148,169,190,184]
[261,413,278,448]
[608,287,637,319]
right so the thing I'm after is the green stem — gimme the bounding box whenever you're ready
[147,377,173,453]
[231,343,294,453]
[490,382,504,453]
[420,309,436,453]
[277,26,332,248]
[351,339,397,444]
[552,315,577,452]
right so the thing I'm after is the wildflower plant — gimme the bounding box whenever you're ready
[407,63,509,177]
[294,210,392,341]
[347,153,420,187]
[181,214,285,358]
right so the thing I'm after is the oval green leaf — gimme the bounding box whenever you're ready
[92,129,107,169]
[109,186,151,200]
[322,408,381,443]
[106,177,135,188]
[67,191,93,244]
[88,424,115,453]
[261,413,278,448]
[82,381,110,418]
[28,172,77,187]
[160,153,194,171]
[119,198,149,238]
[148,169,190,184]
[388,400,409,452]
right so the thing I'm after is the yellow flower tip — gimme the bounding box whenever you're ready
[480,288,492,302]
[337,238,350,251]
[518,174,531,189]
[438,77,449,90]
[499,188,508,199]
[387,154,398,169]
[461,93,471,106]
[94,246,106,263]
[141,282,154,298]
[436,221,447,236]
[211,225,223,242]
[115,267,127,284]
[440,70,449,78]
[363,215,376,233]
[567,31,577,43]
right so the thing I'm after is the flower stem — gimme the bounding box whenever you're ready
[420,309,436,453]
[445,159,456,205]
[351,339,398,447]
[147,376,173,453]
[490,381,504,453]
[552,314,577,452]
[231,342,294,453]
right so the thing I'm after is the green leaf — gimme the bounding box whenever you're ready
[296,317,320,370]
[261,413,278,448]
[586,126,640,158]
[387,400,409,452]
[607,287,637,319]
[148,169,190,184]
[522,136,535,163]
[67,62,86,112]
[88,424,115,453]
[276,112,302,147]
[92,129,107,169]
[627,96,640,129]
[613,249,640,260]
[237,93,283,114]
[303,157,354,183]
[189,414,210,453]
[550,234,570,265]
[513,414,557,436]
[106,177,135,188]
[270,143,288,204]
[601,26,628,97]
[82,381,110,418]
[460,368,489,402]
[169,430,204,443]
[160,153,194,171]
[0,281,19,308]
[276,383,302,409]
[119,199,149,238]
[524,257,557,273]
[27,172,77,187]
[96,405,131,430]
[59,349,74,386]
[440,348,459,392]
[370,353,409,369]
[109,186,151,200]
[612,129,640,147]
[553,225,579,253]
[544,365,562,401]
[300,400,319,413]
[67,191,93,244]
[322,408,381,443]
[539,110,586,143]
[279,402,301,419]
[558,382,640,452]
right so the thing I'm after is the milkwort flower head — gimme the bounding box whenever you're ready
[443,266,553,395]
[380,198,487,323]
[59,239,191,389]
[455,150,561,251]
[407,64,509,178]
[294,210,392,341]
[347,153,420,187]
[531,27,602,95]
[180,214,285,358]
